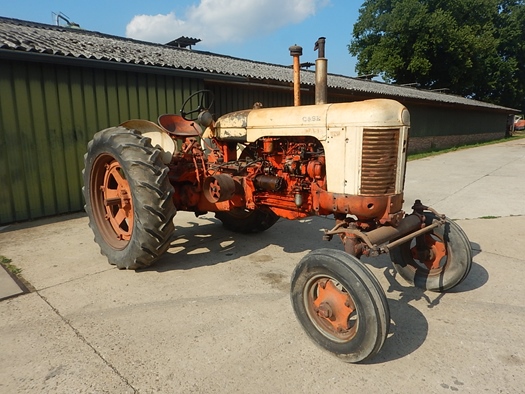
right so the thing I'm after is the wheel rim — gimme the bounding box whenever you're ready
[303,274,358,343]
[90,154,133,250]
[207,179,222,202]
[410,234,447,272]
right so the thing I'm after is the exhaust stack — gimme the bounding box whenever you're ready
[289,44,303,106]
[314,37,327,105]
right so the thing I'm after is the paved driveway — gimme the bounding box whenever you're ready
[1,139,524,393]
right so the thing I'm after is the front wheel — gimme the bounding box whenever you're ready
[83,127,176,269]
[390,214,472,292]
[291,249,390,363]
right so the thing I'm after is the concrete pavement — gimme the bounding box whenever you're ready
[1,138,524,393]
[0,264,26,301]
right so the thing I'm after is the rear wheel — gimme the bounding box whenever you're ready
[291,248,390,363]
[390,213,472,291]
[215,207,279,233]
[83,127,176,269]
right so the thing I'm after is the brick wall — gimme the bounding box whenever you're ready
[408,132,505,154]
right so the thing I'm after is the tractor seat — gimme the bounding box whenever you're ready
[158,114,202,137]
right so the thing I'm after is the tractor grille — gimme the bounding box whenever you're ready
[360,128,400,195]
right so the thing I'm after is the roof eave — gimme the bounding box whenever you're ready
[0,48,249,83]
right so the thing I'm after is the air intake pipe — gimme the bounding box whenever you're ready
[314,37,327,105]
[289,44,303,106]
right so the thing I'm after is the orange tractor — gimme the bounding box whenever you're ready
[83,39,472,362]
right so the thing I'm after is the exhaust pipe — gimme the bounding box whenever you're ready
[289,44,303,106]
[314,37,327,105]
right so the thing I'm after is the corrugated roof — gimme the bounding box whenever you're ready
[0,16,516,112]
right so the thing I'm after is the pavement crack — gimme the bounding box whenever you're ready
[432,156,523,207]
[36,291,138,393]
[35,267,115,292]
[476,249,525,263]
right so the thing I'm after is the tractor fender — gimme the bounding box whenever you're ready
[120,119,176,164]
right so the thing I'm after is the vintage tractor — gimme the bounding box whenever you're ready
[83,39,472,363]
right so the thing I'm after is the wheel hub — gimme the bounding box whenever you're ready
[312,278,356,337]
[411,234,446,270]
[101,160,133,241]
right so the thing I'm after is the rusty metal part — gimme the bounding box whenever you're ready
[341,235,364,257]
[203,174,238,203]
[324,202,447,256]
[254,175,283,191]
[307,276,357,341]
[324,214,428,256]
[314,37,326,58]
[314,37,327,105]
[307,160,324,179]
[313,185,404,222]
[381,220,443,252]
[102,160,133,241]
[412,199,442,218]
[91,157,134,246]
[158,114,202,137]
[365,214,423,246]
[412,234,447,270]
[289,44,302,106]
[361,128,400,195]
[263,138,277,153]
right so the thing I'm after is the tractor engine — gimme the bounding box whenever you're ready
[167,134,325,220]
[223,136,326,219]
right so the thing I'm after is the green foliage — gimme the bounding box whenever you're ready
[349,0,525,112]
[0,256,22,276]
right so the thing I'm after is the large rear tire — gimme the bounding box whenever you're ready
[390,213,472,292]
[291,249,390,363]
[215,207,279,233]
[83,127,176,269]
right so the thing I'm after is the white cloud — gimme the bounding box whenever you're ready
[126,0,328,46]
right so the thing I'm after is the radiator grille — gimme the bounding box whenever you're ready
[360,128,400,195]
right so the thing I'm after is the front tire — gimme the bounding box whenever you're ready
[291,249,390,363]
[83,127,176,269]
[390,213,472,292]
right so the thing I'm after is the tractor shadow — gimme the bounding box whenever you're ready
[144,214,489,363]
[360,241,488,363]
[146,214,338,272]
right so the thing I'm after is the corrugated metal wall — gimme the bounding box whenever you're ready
[206,81,315,114]
[408,104,507,137]
[329,93,508,139]
[0,59,202,224]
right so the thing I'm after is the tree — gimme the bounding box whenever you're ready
[349,0,525,112]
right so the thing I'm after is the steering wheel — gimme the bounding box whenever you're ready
[180,90,215,122]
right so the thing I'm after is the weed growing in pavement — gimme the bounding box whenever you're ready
[0,256,22,276]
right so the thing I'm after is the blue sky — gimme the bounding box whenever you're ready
[1,0,362,76]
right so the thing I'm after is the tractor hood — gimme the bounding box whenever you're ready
[213,99,410,142]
